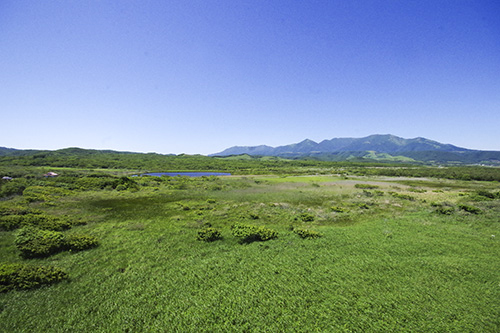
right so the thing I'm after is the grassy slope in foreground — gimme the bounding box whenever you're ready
[0,173,499,331]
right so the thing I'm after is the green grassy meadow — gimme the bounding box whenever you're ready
[1,171,499,331]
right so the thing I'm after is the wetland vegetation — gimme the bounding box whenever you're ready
[0,153,499,331]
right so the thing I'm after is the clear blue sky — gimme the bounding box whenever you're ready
[1,1,499,155]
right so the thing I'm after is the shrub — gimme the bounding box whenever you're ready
[299,213,315,222]
[0,213,71,231]
[0,263,68,292]
[197,227,222,242]
[22,186,71,202]
[115,177,139,191]
[293,228,322,239]
[0,205,35,216]
[64,234,99,251]
[356,203,370,209]
[0,215,25,231]
[22,214,72,231]
[362,190,374,197]
[0,178,28,198]
[458,204,481,214]
[435,205,454,215]
[231,224,278,242]
[473,190,499,200]
[115,184,127,191]
[331,206,348,213]
[408,188,426,193]
[15,227,65,258]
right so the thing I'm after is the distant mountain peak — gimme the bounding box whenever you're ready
[211,134,470,157]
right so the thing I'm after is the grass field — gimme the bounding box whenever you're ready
[1,173,499,331]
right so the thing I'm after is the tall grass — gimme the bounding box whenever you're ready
[1,175,499,331]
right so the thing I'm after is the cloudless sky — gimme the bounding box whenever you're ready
[1,0,499,154]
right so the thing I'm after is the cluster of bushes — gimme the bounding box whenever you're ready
[0,205,36,230]
[231,224,278,242]
[197,223,324,243]
[472,190,500,200]
[22,185,73,203]
[293,228,323,239]
[197,227,222,242]
[408,187,426,193]
[0,262,68,292]
[15,227,98,258]
[431,202,455,215]
[197,223,279,243]
[0,212,72,231]
[331,206,348,213]
[299,213,315,222]
[458,204,481,214]
[0,178,28,198]
[1,173,141,201]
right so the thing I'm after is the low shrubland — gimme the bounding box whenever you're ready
[0,165,499,331]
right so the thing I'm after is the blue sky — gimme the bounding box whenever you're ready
[1,1,499,155]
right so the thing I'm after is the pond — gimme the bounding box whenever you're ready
[138,172,231,177]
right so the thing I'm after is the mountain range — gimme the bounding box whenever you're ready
[212,134,500,165]
[2,134,500,165]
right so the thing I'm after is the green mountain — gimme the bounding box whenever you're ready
[212,134,500,165]
[2,134,500,165]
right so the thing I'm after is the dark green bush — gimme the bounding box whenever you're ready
[197,227,222,242]
[0,215,24,231]
[331,206,348,213]
[408,187,426,193]
[472,190,500,200]
[0,213,71,231]
[231,224,278,242]
[64,234,99,251]
[22,214,72,231]
[22,186,72,202]
[356,203,370,209]
[299,213,315,222]
[355,183,379,189]
[458,204,481,214]
[115,176,139,191]
[0,263,68,292]
[0,178,28,198]
[15,227,65,258]
[293,228,323,239]
[435,205,454,215]
[0,205,36,216]
[431,202,455,215]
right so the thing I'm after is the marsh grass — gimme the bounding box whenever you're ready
[1,174,499,331]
